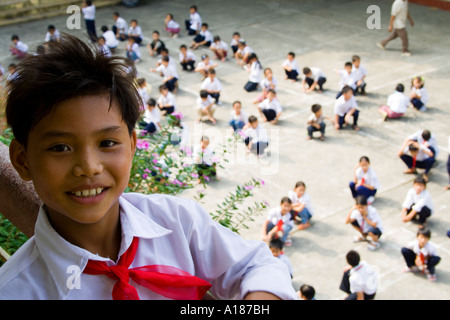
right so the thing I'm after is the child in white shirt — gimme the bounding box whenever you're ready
[401,176,433,227]
[193,136,217,181]
[302,67,326,93]
[288,181,314,231]
[334,86,359,131]
[10,35,28,59]
[379,83,409,120]
[179,44,196,71]
[45,25,61,43]
[410,76,429,112]
[235,40,253,66]
[112,12,128,41]
[200,69,223,103]
[191,23,213,50]
[229,101,248,132]
[262,197,294,245]
[101,26,119,51]
[244,53,263,92]
[210,35,228,61]
[345,196,384,251]
[125,37,141,63]
[352,55,368,95]
[196,90,217,124]
[243,116,269,156]
[136,78,150,112]
[253,67,277,104]
[165,13,180,38]
[150,56,179,92]
[258,89,282,124]
[156,84,177,115]
[349,156,380,204]
[127,19,143,44]
[139,98,161,134]
[185,5,202,35]
[281,52,299,82]
[401,228,440,281]
[0,34,296,300]
[335,61,357,98]
[230,32,243,54]
[194,54,218,78]
[306,104,331,141]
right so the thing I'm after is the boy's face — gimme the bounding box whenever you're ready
[200,140,209,149]
[360,160,369,173]
[160,88,169,96]
[287,54,294,61]
[295,186,305,198]
[152,33,159,40]
[280,202,292,215]
[130,21,137,28]
[268,92,276,101]
[417,234,429,248]
[233,103,241,112]
[345,65,352,73]
[356,204,368,216]
[250,121,258,129]
[343,90,353,100]
[10,95,137,226]
[180,47,187,54]
[265,69,272,79]
[315,108,323,118]
[270,246,281,258]
[353,59,360,68]
[413,182,425,194]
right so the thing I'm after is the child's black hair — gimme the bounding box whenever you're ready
[417,228,431,239]
[248,115,258,123]
[147,98,156,107]
[295,181,306,189]
[269,238,284,250]
[355,195,368,206]
[311,104,321,113]
[200,90,209,99]
[299,284,315,300]
[346,250,360,267]
[6,33,141,147]
[413,176,427,187]
[341,85,353,94]
[396,83,405,93]
[280,197,292,205]
[421,130,431,141]
[303,67,311,75]
[359,156,370,163]
[344,61,353,68]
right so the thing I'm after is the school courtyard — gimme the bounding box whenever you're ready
[0,0,449,300]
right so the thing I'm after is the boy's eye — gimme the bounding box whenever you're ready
[49,144,70,152]
[99,140,117,148]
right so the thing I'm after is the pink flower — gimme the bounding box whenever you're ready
[244,185,254,191]
[142,173,148,179]
[136,139,150,150]
[172,111,183,120]
[191,173,199,178]
[211,157,219,164]
[204,176,210,182]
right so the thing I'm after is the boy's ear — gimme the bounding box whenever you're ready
[9,139,33,181]
[130,130,137,156]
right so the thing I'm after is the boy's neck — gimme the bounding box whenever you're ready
[45,203,122,261]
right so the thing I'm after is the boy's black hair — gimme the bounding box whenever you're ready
[421,129,431,141]
[396,83,404,93]
[248,115,258,123]
[113,12,120,17]
[269,238,284,250]
[344,61,352,68]
[408,144,419,152]
[11,35,19,41]
[190,5,198,11]
[233,32,240,37]
[6,33,141,147]
[300,284,315,300]
[311,104,321,113]
[295,181,306,189]
[346,250,360,267]
[147,98,156,107]
[161,56,170,63]
[355,195,368,206]
[101,25,109,32]
[180,44,187,49]
[341,85,353,94]
[47,25,56,31]
[200,90,209,99]
[352,55,361,62]
[213,35,221,42]
[413,176,427,187]
[153,30,160,35]
[287,51,295,57]
[303,67,311,75]
[159,84,169,91]
[280,197,292,205]
[201,23,208,28]
[417,228,431,239]
[359,155,370,163]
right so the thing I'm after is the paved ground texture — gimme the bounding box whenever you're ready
[1,0,449,300]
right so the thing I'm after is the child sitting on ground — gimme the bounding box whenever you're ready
[235,40,253,66]
[410,76,429,112]
[302,67,327,93]
[288,181,314,231]
[195,54,218,79]
[281,52,299,82]
[335,62,357,99]
[262,197,294,246]
[306,104,331,141]
[243,53,263,92]
[229,101,248,132]
[164,13,180,38]
[401,176,434,228]
[200,69,223,104]
[345,195,384,251]
[125,37,141,64]
[349,156,380,204]
[243,115,269,156]
[379,83,410,120]
[156,84,177,116]
[253,67,277,104]
[257,89,282,124]
[230,32,242,54]
[10,35,29,59]
[179,44,196,71]
[127,19,143,44]
[351,55,368,95]
[139,98,161,135]
[196,90,217,124]
[193,136,217,182]
[210,36,229,61]
[190,23,213,50]
[401,228,441,282]
[150,56,179,93]
[334,85,360,131]
[269,238,293,278]
[147,30,166,57]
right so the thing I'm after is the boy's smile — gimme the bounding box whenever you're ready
[10,95,137,227]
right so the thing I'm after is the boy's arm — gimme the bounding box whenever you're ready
[244,291,281,300]
[388,15,396,32]
[407,11,414,26]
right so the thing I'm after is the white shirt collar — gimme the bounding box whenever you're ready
[33,196,172,298]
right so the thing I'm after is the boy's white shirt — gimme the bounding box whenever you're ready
[267,207,294,227]
[193,145,214,166]
[407,130,438,156]
[201,77,223,92]
[244,125,269,143]
[350,205,384,233]
[281,59,299,72]
[156,63,179,80]
[391,0,409,29]
[410,86,429,104]
[287,190,314,216]
[189,12,202,31]
[115,17,128,34]
[81,5,95,20]
[355,167,380,190]
[179,50,196,62]
[349,261,378,295]
[338,70,357,90]
[0,193,297,300]
[402,188,434,213]
[157,91,177,109]
[259,98,283,114]
[405,239,437,259]
[334,95,358,116]
[351,65,367,82]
